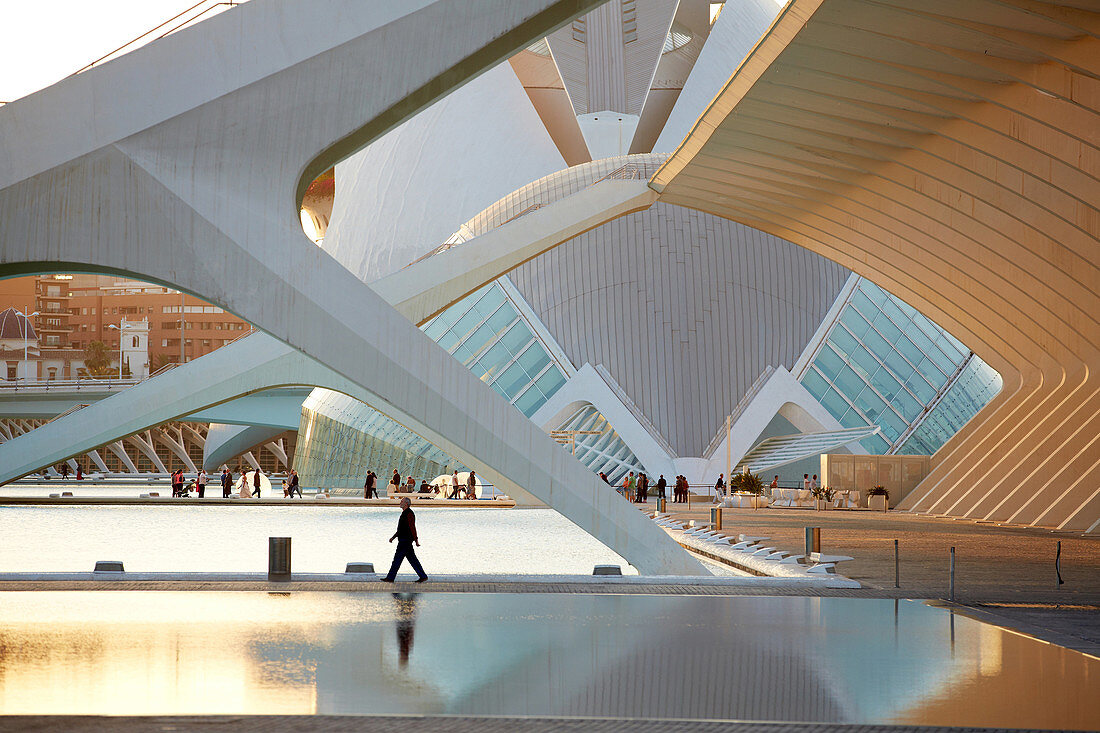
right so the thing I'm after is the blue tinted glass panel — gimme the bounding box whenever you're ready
[815,344,845,380]
[840,308,871,339]
[861,434,890,454]
[834,365,867,399]
[501,322,532,354]
[514,385,545,417]
[870,366,902,402]
[535,368,566,400]
[820,387,851,419]
[516,343,551,376]
[830,325,859,355]
[473,342,510,381]
[485,302,517,334]
[802,368,830,400]
[494,361,530,399]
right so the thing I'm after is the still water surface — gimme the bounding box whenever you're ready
[0,592,1095,728]
[0,506,633,575]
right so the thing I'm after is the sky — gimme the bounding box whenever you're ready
[0,0,244,103]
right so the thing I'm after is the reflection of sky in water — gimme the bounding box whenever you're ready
[0,592,1096,729]
[0,506,634,574]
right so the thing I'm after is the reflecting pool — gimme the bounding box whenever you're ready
[0,592,1095,728]
[0,506,633,575]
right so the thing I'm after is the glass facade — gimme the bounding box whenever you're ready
[556,405,646,484]
[296,279,570,488]
[421,282,567,418]
[800,279,1001,455]
[294,391,462,491]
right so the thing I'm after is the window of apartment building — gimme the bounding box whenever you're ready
[81,308,87,315]
[90,325,95,331]
[162,339,169,347]
[46,286,60,296]
[71,341,81,350]
[91,308,95,315]
[45,336,60,346]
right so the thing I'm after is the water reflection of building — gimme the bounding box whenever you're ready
[2,593,1096,728]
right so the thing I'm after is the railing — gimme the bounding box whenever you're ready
[70,1,241,76]
[46,404,90,423]
[0,377,143,393]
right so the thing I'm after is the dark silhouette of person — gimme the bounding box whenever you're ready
[656,474,666,499]
[221,468,232,498]
[288,469,302,498]
[253,468,261,498]
[392,593,417,668]
[364,470,377,499]
[382,497,427,583]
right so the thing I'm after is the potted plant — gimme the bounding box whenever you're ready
[868,485,889,512]
[729,471,768,508]
[812,486,835,511]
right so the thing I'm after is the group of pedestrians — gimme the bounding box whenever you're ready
[672,475,691,503]
[164,467,273,498]
[364,468,480,500]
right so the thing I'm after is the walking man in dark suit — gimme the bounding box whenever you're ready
[221,468,232,498]
[382,497,428,583]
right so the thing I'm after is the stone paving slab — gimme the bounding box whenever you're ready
[0,716,1079,733]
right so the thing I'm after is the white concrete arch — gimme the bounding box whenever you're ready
[0,0,704,574]
[650,0,1100,532]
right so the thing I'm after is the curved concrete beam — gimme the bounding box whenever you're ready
[203,423,287,472]
[0,0,704,574]
[651,0,1100,533]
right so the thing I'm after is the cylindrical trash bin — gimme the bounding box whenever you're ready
[710,506,722,531]
[656,497,666,513]
[805,527,821,556]
[268,537,291,581]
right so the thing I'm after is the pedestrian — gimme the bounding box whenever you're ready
[599,472,610,485]
[714,473,725,502]
[636,472,648,503]
[389,470,401,496]
[381,497,428,583]
[404,476,417,494]
[289,469,302,498]
[466,470,477,500]
[76,466,83,481]
[196,468,207,498]
[771,475,779,491]
[656,474,666,499]
[810,474,818,493]
[171,469,183,498]
[364,470,377,499]
[59,464,69,480]
[221,468,232,498]
[450,470,460,499]
[253,468,262,498]
[803,474,810,493]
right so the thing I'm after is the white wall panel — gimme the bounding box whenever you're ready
[508,202,849,457]
[323,63,565,282]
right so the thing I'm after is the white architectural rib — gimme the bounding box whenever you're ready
[0,0,706,574]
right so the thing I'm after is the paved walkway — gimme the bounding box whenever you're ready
[0,716,1074,733]
[648,503,1100,602]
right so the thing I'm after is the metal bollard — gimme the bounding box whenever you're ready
[268,537,291,582]
[949,546,955,601]
[894,539,900,588]
[805,527,821,556]
[656,497,666,513]
[710,506,722,531]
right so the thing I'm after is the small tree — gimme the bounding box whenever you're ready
[730,471,764,495]
[83,340,112,376]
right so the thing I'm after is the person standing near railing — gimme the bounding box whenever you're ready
[714,474,725,502]
[221,467,232,498]
[655,474,666,500]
